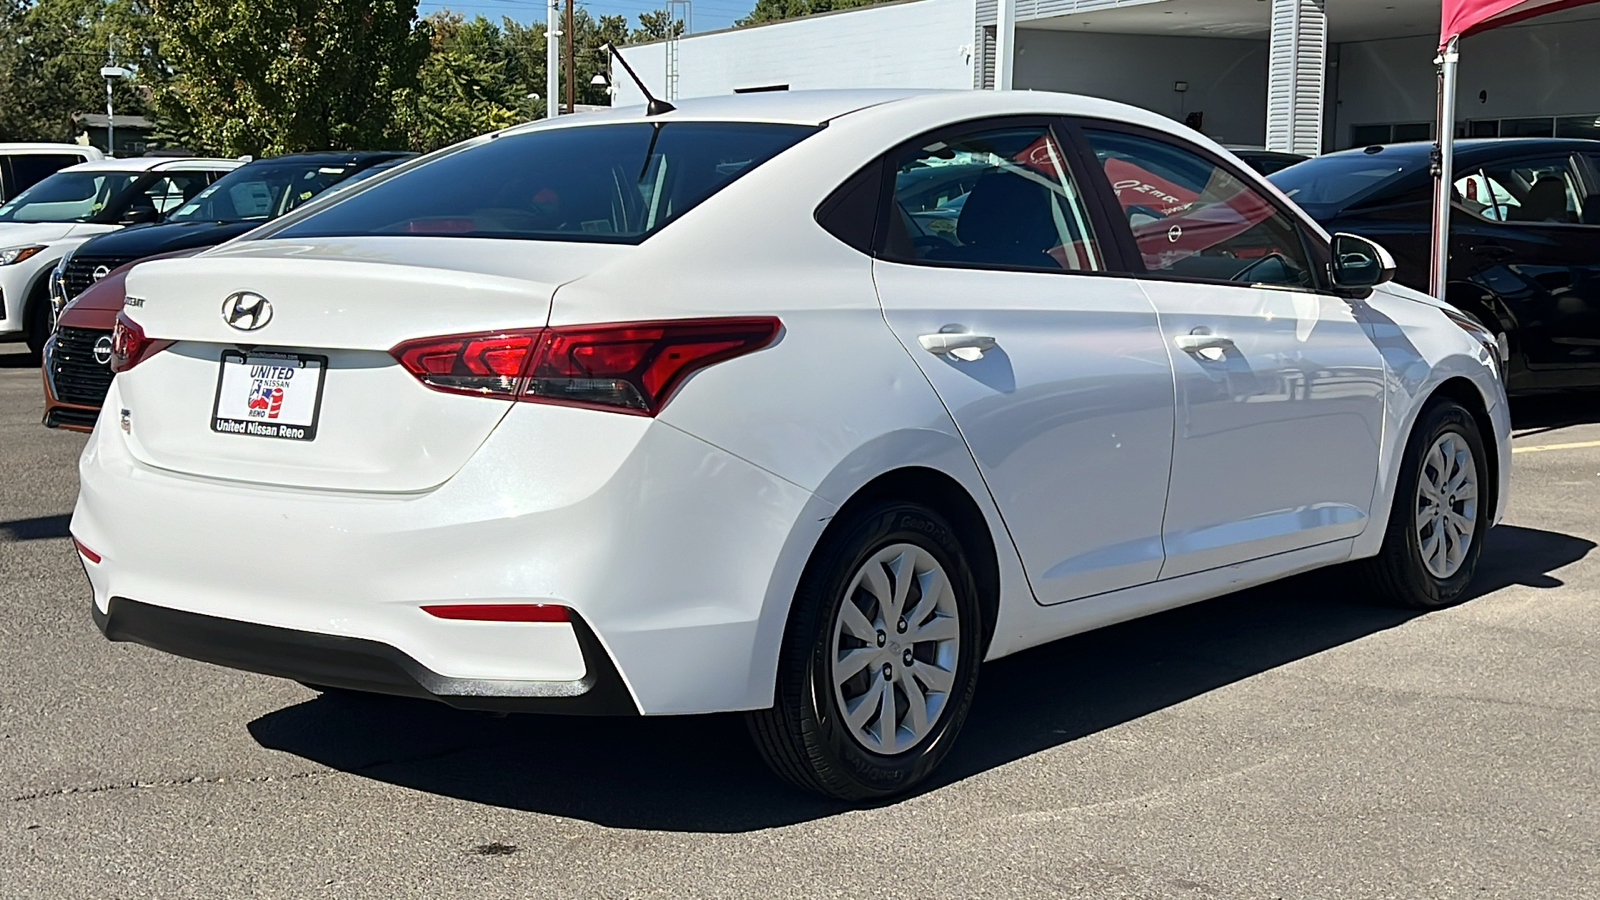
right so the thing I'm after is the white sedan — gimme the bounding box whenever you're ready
[74,90,1510,800]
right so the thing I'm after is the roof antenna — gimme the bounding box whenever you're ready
[603,42,675,116]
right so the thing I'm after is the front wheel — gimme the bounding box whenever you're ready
[747,502,983,800]
[1360,399,1490,608]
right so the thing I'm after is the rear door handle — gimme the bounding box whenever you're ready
[1475,243,1514,259]
[1174,333,1235,353]
[919,332,997,360]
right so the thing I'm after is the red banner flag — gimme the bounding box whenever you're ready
[1441,0,1599,47]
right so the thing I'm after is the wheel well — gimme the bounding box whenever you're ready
[827,467,1001,655]
[20,265,53,332]
[1426,377,1500,522]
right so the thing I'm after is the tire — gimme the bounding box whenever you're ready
[747,501,983,800]
[1359,398,1490,608]
[23,292,51,365]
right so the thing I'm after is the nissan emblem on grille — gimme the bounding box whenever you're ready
[221,292,273,331]
[91,265,111,282]
[93,335,114,366]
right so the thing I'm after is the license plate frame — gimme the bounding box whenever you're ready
[210,349,328,441]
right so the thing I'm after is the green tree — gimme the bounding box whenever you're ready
[0,0,155,143]
[736,0,883,27]
[631,7,683,41]
[150,0,428,155]
[395,11,520,151]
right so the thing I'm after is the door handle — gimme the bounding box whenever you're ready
[919,332,997,360]
[1475,243,1514,259]
[1174,333,1235,353]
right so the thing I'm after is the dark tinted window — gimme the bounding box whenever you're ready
[8,154,84,194]
[816,161,882,253]
[883,124,1104,273]
[274,123,818,243]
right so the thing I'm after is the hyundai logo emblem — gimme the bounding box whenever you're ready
[91,265,111,282]
[93,334,114,366]
[221,292,272,331]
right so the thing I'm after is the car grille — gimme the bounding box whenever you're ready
[61,255,136,301]
[50,326,115,407]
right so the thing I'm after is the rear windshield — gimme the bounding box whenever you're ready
[1269,152,1423,217]
[271,122,819,244]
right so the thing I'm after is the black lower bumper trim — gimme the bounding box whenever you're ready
[94,597,638,715]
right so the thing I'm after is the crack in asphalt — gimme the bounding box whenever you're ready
[8,770,330,803]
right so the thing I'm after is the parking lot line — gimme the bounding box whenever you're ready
[1511,439,1600,454]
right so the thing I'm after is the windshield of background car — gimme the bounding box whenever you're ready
[1268,152,1422,218]
[0,171,140,223]
[168,160,359,223]
[270,122,819,243]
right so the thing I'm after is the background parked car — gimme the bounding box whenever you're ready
[1270,138,1600,393]
[40,152,413,431]
[0,155,240,360]
[51,151,415,309]
[1227,146,1308,176]
[0,143,104,203]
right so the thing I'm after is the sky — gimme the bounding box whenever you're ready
[417,0,758,35]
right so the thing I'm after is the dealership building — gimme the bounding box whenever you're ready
[614,0,1600,155]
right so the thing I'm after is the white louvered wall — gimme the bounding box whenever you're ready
[1266,0,1327,156]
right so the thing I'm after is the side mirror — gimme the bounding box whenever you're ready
[1329,232,1396,294]
[120,207,159,226]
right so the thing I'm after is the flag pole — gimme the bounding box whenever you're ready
[1429,34,1460,301]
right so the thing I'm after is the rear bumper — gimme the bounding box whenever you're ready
[94,596,637,715]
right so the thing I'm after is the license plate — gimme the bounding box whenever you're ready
[211,350,327,441]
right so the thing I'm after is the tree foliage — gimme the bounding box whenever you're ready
[0,0,690,153]
[737,0,885,27]
[150,0,428,155]
[0,0,154,142]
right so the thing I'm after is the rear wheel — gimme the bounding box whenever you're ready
[747,501,982,800]
[1360,399,1489,608]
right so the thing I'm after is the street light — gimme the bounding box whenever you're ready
[99,65,131,157]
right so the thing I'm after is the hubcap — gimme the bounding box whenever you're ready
[830,543,960,755]
[1415,431,1478,579]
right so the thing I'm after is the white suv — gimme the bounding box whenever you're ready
[0,143,104,202]
[76,91,1510,800]
[0,155,240,359]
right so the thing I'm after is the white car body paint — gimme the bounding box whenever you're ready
[76,90,1509,716]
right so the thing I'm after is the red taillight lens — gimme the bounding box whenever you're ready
[391,317,780,415]
[421,603,570,622]
[390,330,542,399]
[72,537,102,564]
[109,311,171,373]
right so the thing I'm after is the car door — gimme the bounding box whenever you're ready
[872,118,1177,604]
[1453,153,1600,369]
[1078,124,1387,579]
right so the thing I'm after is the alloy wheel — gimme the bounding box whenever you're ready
[1415,430,1478,579]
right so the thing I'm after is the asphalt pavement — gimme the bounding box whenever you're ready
[2,341,1597,899]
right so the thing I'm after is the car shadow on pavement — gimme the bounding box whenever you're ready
[1512,390,1600,435]
[0,514,71,541]
[248,524,1591,832]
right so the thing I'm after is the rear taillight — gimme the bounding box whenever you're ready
[390,317,781,415]
[110,311,172,373]
[421,603,570,622]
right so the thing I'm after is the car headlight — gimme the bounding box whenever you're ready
[0,245,47,266]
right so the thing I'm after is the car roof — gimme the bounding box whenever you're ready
[1319,137,1600,164]
[0,143,99,155]
[240,150,415,166]
[58,156,243,174]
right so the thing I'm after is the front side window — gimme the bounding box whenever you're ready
[128,173,214,218]
[0,171,139,223]
[271,122,818,244]
[884,124,1104,272]
[1087,128,1315,288]
[1457,157,1584,224]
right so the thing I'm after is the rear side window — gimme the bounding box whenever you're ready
[273,122,818,244]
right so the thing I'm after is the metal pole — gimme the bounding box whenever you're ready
[105,76,114,156]
[994,0,1016,90]
[565,0,574,114]
[546,0,560,118]
[1429,35,1460,301]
